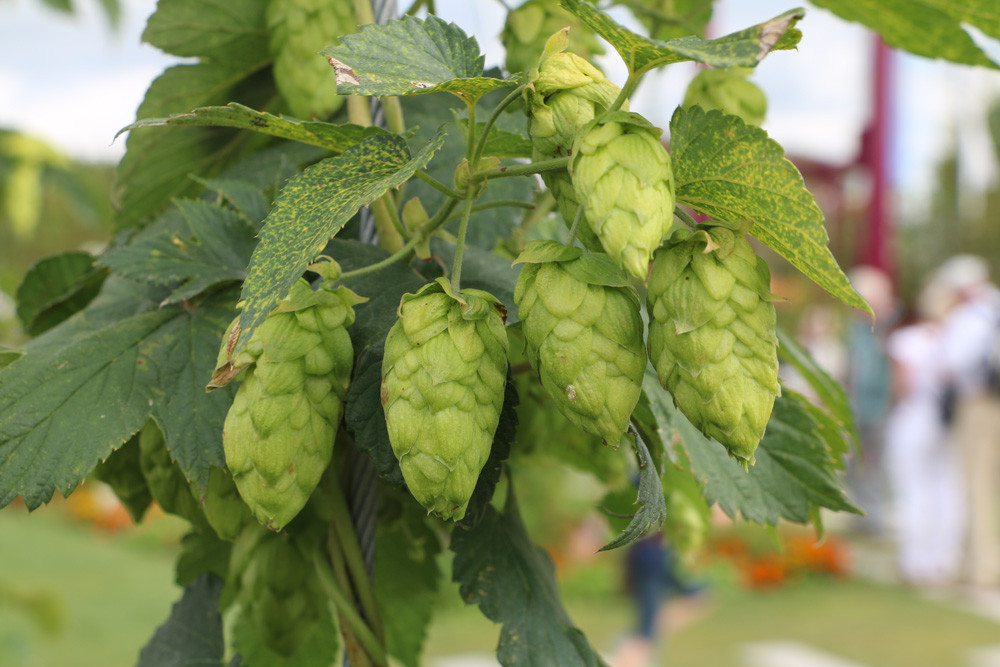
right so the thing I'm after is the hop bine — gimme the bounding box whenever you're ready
[381,278,509,521]
[647,225,780,463]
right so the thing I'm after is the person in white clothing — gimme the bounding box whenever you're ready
[884,279,966,586]
[936,255,1000,589]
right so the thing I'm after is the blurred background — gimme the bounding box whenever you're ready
[2,0,1000,665]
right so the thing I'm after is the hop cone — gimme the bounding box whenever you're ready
[514,242,646,447]
[647,226,780,463]
[501,0,604,75]
[200,466,253,541]
[266,0,353,119]
[244,532,322,656]
[220,279,363,531]
[683,67,767,126]
[381,278,509,521]
[138,422,208,528]
[571,111,675,280]
[525,31,622,250]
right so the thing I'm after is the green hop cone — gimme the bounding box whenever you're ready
[683,67,768,126]
[200,466,253,541]
[571,111,676,280]
[266,0,353,119]
[514,241,646,447]
[646,226,780,463]
[381,278,509,521]
[218,278,364,531]
[137,422,209,528]
[525,30,623,251]
[501,0,604,75]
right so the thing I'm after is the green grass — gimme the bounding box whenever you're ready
[3,503,1000,667]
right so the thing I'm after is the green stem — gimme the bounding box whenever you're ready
[471,83,527,166]
[566,204,585,245]
[465,99,477,163]
[415,170,463,200]
[474,156,571,181]
[608,71,641,114]
[450,193,476,292]
[380,191,408,240]
[473,199,536,213]
[337,197,461,282]
[674,206,699,229]
[326,469,385,643]
[314,552,388,667]
[520,190,555,230]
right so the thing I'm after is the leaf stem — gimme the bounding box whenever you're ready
[450,192,476,291]
[314,551,388,667]
[471,83,527,166]
[674,206,699,229]
[473,199,536,213]
[566,204,585,245]
[415,169,463,200]
[465,99,477,163]
[379,191,409,240]
[474,156,570,181]
[608,71,641,114]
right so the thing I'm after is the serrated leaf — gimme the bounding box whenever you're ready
[451,493,606,667]
[236,130,446,351]
[560,0,803,75]
[344,343,405,485]
[121,104,390,153]
[15,251,108,336]
[375,500,442,667]
[101,200,256,304]
[231,594,340,667]
[670,106,872,317]
[428,238,520,322]
[460,370,518,528]
[599,427,666,551]
[644,370,859,526]
[777,326,859,454]
[137,573,225,667]
[811,0,999,68]
[457,120,533,159]
[0,288,236,509]
[93,434,152,523]
[176,530,231,587]
[115,62,274,230]
[142,0,268,62]
[192,176,270,227]
[324,14,520,101]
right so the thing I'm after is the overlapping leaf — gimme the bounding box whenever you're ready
[670,106,873,317]
[598,428,666,551]
[451,494,606,667]
[100,199,257,304]
[137,574,225,667]
[324,14,520,101]
[560,0,803,75]
[236,130,445,351]
[15,251,107,335]
[812,0,999,68]
[121,104,389,153]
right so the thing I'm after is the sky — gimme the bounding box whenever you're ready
[2,0,1000,215]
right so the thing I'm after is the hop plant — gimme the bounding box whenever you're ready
[214,278,363,531]
[200,466,253,541]
[646,226,780,463]
[571,111,675,280]
[514,241,646,448]
[525,30,623,251]
[501,0,604,75]
[137,422,209,529]
[381,278,509,521]
[266,0,353,119]
[683,67,768,126]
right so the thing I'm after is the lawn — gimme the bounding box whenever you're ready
[3,498,999,667]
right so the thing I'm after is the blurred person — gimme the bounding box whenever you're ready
[936,255,1000,589]
[843,266,895,534]
[884,278,966,586]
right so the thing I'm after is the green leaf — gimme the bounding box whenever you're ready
[0,287,236,509]
[777,326,859,455]
[428,238,521,321]
[458,120,533,159]
[670,106,873,317]
[115,63,274,229]
[599,427,667,551]
[15,251,108,336]
[231,594,340,667]
[142,0,268,62]
[192,176,270,227]
[811,0,999,68]
[137,573,225,667]
[375,498,442,667]
[121,104,390,153]
[93,434,152,523]
[175,530,231,587]
[324,15,521,101]
[451,493,606,667]
[0,351,21,369]
[344,344,405,486]
[100,200,257,304]
[560,0,803,75]
[236,131,445,351]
